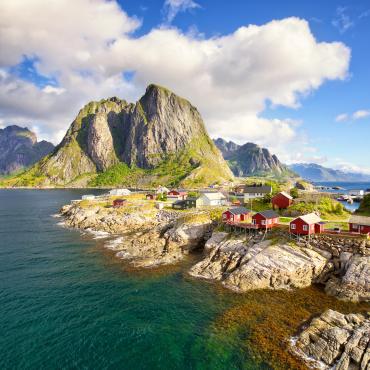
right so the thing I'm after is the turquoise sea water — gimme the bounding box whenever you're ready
[0,190,264,370]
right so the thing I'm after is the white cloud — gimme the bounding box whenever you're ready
[335,113,349,122]
[42,85,66,95]
[333,161,370,175]
[163,0,200,23]
[0,1,350,164]
[335,109,370,122]
[332,6,354,33]
[352,109,370,120]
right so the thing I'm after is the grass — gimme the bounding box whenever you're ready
[286,196,350,221]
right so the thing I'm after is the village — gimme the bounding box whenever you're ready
[78,182,370,240]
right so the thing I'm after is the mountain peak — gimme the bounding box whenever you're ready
[12,86,232,187]
[214,138,293,178]
[0,125,54,175]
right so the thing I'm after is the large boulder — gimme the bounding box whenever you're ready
[325,255,370,302]
[189,232,330,292]
[291,309,370,370]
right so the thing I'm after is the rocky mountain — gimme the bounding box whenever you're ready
[9,85,233,187]
[289,163,370,182]
[214,138,293,177]
[0,126,54,175]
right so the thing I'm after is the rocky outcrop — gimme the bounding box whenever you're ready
[19,85,232,187]
[291,309,370,370]
[325,255,370,302]
[0,125,54,174]
[60,203,213,267]
[214,137,293,177]
[189,231,370,299]
[189,232,329,292]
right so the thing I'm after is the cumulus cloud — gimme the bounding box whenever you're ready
[335,109,369,122]
[353,109,370,120]
[335,113,349,122]
[0,1,351,163]
[162,0,200,23]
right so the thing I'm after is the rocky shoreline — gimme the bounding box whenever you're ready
[291,309,369,370]
[59,201,370,369]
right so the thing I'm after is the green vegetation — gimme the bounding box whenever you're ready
[288,196,349,220]
[88,163,145,187]
[290,188,299,199]
[356,194,370,216]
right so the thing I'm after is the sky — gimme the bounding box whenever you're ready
[0,0,369,173]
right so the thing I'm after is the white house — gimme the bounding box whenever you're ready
[349,189,364,196]
[198,192,227,206]
[82,194,96,200]
[156,186,170,194]
[109,189,131,196]
[243,185,272,202]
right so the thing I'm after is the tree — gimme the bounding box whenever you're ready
[290,188,299,199]
[262,193,272,204]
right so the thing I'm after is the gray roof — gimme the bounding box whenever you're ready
[255,210,279,219]
[349,215,370,226]
[228,207,251,215]
[243,186,272,194]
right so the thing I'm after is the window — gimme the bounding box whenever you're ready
[291,224,296,229]
[261,220,266,225]
[303,225,308,231]
[352,224,358,229]
[252,219,256,224]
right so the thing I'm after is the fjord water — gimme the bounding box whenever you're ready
[0,190,261,370]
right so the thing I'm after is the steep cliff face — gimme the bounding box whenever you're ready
[14,85,232,186]
[214,138,292,177]
[0,126,54,175]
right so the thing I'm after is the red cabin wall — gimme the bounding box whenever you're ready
[252,214,278,229]
[272,194,292,209]
[350,223,370,234]
[290,218,316,235]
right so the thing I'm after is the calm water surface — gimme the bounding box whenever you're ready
[0,190,262,370]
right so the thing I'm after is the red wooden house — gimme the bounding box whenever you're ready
[146,193,155,200]
[349,215,370,235]
[290,213,323,235]
[222,207,252,223]
[252,210,279,229]
[113,198,126,208]
[272,191,293,210]
[167,190,188,200]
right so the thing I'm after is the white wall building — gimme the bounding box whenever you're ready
[109,189,131,196]
[349,190,364,196]
[198,192,227,206]
[82,194,96,200]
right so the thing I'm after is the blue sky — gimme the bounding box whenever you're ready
[0,0,369,172]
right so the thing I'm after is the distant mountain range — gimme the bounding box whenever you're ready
[0,126,54,175]
[214,138,294,178]
[289,163,370,182]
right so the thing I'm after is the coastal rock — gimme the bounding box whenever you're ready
[164,220,213,251]
[291,309,370,370]
[325,255,370,302]
[61,203,213,267]
[189,232,329,292]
